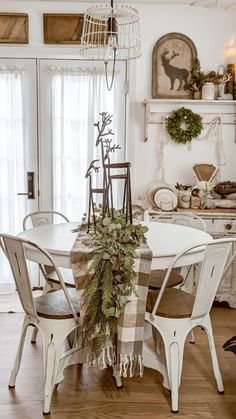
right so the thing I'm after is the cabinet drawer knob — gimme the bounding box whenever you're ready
[225,223,232,230]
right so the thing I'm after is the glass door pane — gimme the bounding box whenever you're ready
[39,59,126,222]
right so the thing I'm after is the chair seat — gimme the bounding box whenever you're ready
[34,288,80,319]
[149,269,183,290]
[45,267,75,288]
[146,288,195,318]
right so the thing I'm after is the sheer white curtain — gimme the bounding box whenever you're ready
[0,69,25,286]
[51,67,125,221]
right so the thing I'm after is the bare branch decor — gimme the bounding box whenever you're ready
[152,32,198,99]
[43,13,84,44]
[85,112,133,230]
[0,13,28,44]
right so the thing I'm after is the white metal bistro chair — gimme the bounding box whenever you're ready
[156,211,206,232]
[145,237,236,413]
[23,210,75,292]
[23,211,76,344]
[23,210,70,230]
[0,234,82,415]
[148,212,206,291]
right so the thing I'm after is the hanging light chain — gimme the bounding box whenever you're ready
[80,0,141,90]
[105,47,117,91]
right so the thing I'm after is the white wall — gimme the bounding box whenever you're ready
[0,1,236,196]
[128,4,236,196]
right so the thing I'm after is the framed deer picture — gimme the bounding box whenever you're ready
[152,32,197,99]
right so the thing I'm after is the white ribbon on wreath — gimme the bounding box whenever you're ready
[158,115,226,182]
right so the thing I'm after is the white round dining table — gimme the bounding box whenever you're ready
[18,221,213,269]
[17,220,213,386]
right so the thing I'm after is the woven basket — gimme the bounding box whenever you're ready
[213,181,236,198]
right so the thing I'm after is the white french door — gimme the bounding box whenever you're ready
[0,58,38,289]
[0,58,127,289]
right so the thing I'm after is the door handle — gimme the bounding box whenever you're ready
[17,172,35,199]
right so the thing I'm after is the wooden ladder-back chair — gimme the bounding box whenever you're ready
[145,238,236,413]
[0,234,82,415]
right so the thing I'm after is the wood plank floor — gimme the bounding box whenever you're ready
[0,308,236,418]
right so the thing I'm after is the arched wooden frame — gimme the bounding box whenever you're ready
[152,32,198,99]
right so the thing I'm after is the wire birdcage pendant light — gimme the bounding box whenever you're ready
[80,0,141,91]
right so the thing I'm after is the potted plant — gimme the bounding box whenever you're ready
[188,59,216,99]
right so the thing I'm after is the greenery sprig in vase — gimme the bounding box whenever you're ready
[77,205,148,355]
[188,59,217,98]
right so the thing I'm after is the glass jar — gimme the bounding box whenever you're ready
[201,82,215,100]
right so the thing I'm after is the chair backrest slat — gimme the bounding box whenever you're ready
[23,211,69,230]
[1,235,38,321]
[157,212,206,232]
[192,240,232,319]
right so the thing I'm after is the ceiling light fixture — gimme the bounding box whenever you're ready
[80,0,141,91]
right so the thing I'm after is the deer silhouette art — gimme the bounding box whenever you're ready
[161,49,189,91]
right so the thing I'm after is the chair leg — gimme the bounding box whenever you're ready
[162,331,185,413]
[43,335,56,414]
[112,365,123,388]
[42,321,79,415]
[9,318,29,387]
[142,341,170,391]
[169,342,180,413]
[203,315,224,393]
[31,326,38,344]
[43,332,64,415]
[188,329,195,344]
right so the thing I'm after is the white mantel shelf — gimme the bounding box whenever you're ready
[144,99,236,105]
[143,99,236,142]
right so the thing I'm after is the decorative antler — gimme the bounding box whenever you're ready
[85,159,100,178]
[161,48,169,58]
[94,112,114,146]
[170,50,180,60]
[222,72,232,84]
[161,49,179,62]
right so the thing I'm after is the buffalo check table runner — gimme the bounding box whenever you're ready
[71,231,152,377]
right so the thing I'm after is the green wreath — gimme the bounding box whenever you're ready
[166,107,203,144]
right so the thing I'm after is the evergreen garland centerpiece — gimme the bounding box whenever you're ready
[78,205,148,355]
[166,107,203,144]
[72,112,150,357]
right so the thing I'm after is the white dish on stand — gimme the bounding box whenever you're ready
[154,188,178,211]
[146,180,169,208]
